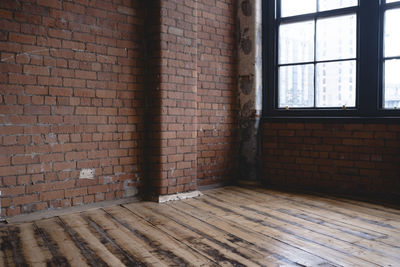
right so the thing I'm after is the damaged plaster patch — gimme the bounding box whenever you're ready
[241,100,255,118]
[239,28,252,55]
[79,169,95,179]
[158,191,203,203]
[123,179,138,197]
[239,75,253,95]
[102,176,114,184]
[237,0,262,181]
[241,0,252,16]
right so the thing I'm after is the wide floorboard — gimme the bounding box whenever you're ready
[1,186,400,266]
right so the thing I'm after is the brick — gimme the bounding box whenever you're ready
[9,74,36,84]
[75,70,97,80]
[63,2,86,14]
[23,65,49,76]
[53,161,76,171]
[0,63,22,73]
[65,188,87,198]
[107,47,127,57]
[37,0,62,9]
[12,155,39,165]
[48,29,71,40]
[96,90,116,98]
[2,186,25,196]
[24,106,50,115]
[9,33,36,45]
[40,190,64,201]
[73,32,95,43]
[62,40,85,50]
[0,106,23,114]
[76,107,97,115]
[49,87,73,96]
[13,194,38,205]
[88,185,108,194]
[65,151,87,161]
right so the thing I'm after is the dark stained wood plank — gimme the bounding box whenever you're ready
[191,194,381,266]
[228,187,400,237]
[103,205,214,266]
[32,222,70,267]
[19,223,54,266]
[205,188,400,265]
[124,202,260,267]
[147,202,294,267]
[251,187,400,231]
[0,226,27,267]
[169,200,332,267]
[222,187,400,250]
[80,213,147,266]
[34,218,88,266]
[84,209,168,266]
[59,214,126,267]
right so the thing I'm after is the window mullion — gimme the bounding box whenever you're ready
[313,16,317,108]
[263,0,276,116]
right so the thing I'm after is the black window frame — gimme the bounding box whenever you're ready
[263,0,400,119]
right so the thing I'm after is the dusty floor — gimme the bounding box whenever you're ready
[1,186,400,266]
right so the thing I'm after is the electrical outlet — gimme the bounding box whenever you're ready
[79,168,95,179]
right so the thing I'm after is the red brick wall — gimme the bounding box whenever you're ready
[145,0,198,196]
[0,0,145,216]
[0,0,238,217]
[145,0,238,194]
[262,122,400,200]
[197,0,238,186]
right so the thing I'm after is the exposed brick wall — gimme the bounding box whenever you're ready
[197,0,238,186]
[0,0,145,216]
[146,0,198,196]
[145,0,238,195]
[262,122,400,200]
[0,0,239,217]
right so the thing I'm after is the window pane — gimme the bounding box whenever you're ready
[386,0,400,3]
[384,9,400,57]
[316,61,356,108]
[318,0,358,12]
[281,0,316,17]
[279,21,315,64]
[384,60,400,109]
[279,64,314,108]
[316,14,356,61]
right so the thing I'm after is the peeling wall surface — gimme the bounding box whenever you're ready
[237,0,262,181]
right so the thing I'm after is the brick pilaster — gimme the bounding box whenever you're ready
[145,0,198,197]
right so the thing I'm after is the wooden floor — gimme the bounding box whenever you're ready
[1,186,400,266]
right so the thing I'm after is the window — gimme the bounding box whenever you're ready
[264,0,400,117]
[383,1,400,109]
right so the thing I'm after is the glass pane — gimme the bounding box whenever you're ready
[279,21,315,64]
[316,61,356,108]
[279,64,314,108]
[384,9,400,57]
[384,60,400,109]
[318,0,358,12]
[316,14,356,61]
[386,0,400,3]
[281,0,316,17]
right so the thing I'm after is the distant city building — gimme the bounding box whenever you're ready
[279,1,356,108]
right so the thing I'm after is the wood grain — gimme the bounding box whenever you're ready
[1,186,399,266]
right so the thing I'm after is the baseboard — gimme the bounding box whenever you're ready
[157,190,203,203]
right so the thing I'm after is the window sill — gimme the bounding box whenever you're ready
[262,116,400,123]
